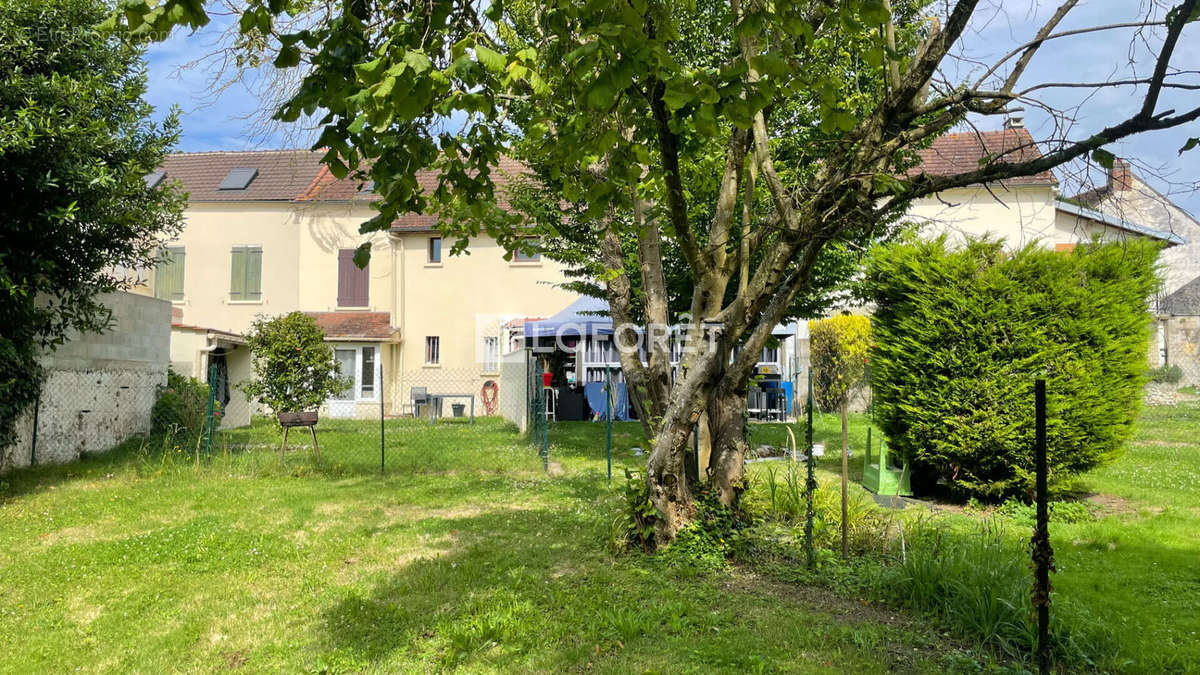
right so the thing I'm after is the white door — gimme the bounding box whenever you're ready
[327,345,381,418]
[328,348,358,418]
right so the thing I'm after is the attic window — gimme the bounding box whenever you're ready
[144,170,166,188]
[218,167,259,190]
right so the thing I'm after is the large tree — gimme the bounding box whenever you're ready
[0,0,184,460]
[119,0,1200,542]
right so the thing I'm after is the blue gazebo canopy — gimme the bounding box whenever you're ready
[525,296,613,339]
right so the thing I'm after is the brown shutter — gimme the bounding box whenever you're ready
[337,249,369,307]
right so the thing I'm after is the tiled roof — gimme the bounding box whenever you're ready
[306,311,394,341]
[162,133,1052,213]
[159,150,327,202]
[906,128,1058,186]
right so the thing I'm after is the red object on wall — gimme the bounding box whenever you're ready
[542,372,553,387]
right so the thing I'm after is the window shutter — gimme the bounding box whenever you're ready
[246,248,262,300]
[230,248,245,300]
[337,249,369,307]
[157,247,185,301]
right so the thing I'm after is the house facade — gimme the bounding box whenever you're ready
[142,150,575,421]
[144,127,1189,424]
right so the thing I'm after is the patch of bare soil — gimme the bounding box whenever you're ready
[1085,492,1144,516]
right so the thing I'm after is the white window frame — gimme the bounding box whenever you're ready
[481,335,499,373]
[331,344,381,402]
[425,336,441,366]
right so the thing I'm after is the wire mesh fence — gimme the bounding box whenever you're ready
[3,366,163,471]
[179,362,544,476]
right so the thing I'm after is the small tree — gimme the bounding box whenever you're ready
[241,312,349,416]
[0,0,184,458]
[808,314,871,559]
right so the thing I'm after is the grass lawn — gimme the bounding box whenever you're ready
[1,404,1197,672]
[1,417,965,673]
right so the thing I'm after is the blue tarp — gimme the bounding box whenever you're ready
[584,381,630,421]
[525,296,613,339]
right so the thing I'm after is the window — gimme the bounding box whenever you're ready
[333,349,357,400]
[512,237,541,263]
[218,167,258,190]
[482,336,499,372]
[760,346,780,364]
[337,248,369,307]
[427,237,442,264]
[360,346,375,395]
[229,246,262,301]
[425,336,440,365]
[155,246,185,301]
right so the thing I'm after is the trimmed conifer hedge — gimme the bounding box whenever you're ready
[863,236,1160,500]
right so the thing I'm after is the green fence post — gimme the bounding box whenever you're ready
[606,366,612,482]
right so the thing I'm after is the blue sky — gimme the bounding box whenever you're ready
[143,2,1200,216]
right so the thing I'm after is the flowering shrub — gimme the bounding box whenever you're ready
[241,312,350,414]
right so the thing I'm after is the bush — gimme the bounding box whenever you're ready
[863,237,1160,501]
[1146,364,1183,384]
[241,312,350,414]
[151,369,211,436]
[808,315,871,413]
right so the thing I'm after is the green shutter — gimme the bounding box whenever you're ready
[246,248,262,300]
[230,248,246,300]
[156,247,184,301]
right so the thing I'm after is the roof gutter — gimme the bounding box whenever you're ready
[1055,199,1186,246]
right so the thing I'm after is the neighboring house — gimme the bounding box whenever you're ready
[1154,275,1200,386]
[906,122,1185,252]
[140,150,576,421]
[1074,158,1200,296]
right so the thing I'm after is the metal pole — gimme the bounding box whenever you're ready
[380,357,385,475]
[1033,378,1053,674]
[606,366,612,482]
[804,368,816,569]
[30,388,41,466]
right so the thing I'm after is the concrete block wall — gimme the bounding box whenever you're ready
[2,292,171,473]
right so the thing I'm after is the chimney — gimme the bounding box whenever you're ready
[1108,158,1133,192]
[1003,116,1024,129]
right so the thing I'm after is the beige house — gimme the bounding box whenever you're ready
[144,129,1187,424]
[905,124,1185,252]
[141,150,575,423]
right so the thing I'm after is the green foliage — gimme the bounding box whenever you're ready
[746,463,893,558]
[869,519,1102,665]
[660,489,740,571]
[808,315,871,413]
[990,498,1095,527]
[613,468,658,552]
[240,312,349,414]
[0,0,184,453]
[1146,363,1183,384]
[864,237,1161,500]
[151,369,212,437]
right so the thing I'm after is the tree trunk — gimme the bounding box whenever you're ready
[840,400,849,560]
[706,385,749,507]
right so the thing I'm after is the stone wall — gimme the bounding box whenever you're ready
[1164,315,1200,387]
[2,292,171,472]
